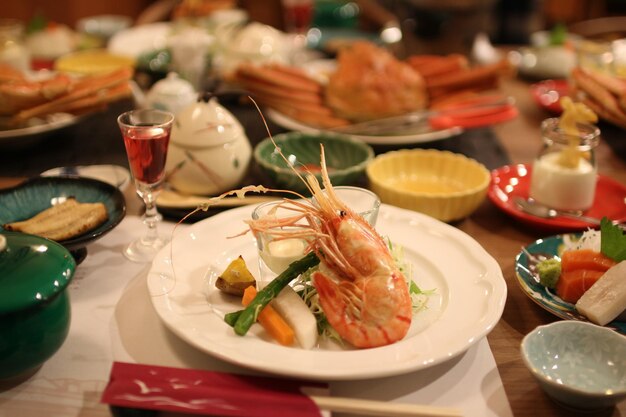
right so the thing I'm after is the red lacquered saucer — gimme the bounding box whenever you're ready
[488,163,626,232]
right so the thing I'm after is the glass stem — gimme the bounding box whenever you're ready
[143,196,159,245]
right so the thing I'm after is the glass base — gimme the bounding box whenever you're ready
[124,235,169,263]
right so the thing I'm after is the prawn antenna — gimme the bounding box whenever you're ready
[248,96,315,197]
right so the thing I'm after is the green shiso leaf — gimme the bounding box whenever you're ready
[600,217,626,262]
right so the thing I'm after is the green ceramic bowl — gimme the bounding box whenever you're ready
[0,231,76,380]
[254,132,374,194]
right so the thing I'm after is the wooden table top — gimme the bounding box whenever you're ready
[472,77,626,417]
[1,76,625,417]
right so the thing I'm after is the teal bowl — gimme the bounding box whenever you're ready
[0,231,76,380]
[254,132,374,194]
[521,321,626,411]
[0,176,126,263]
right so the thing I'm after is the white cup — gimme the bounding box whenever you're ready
[251,187,381,283]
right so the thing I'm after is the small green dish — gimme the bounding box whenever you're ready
[254,132,374,194]
[0,231,76,380]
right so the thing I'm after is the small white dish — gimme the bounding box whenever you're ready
[41,164,131,192]
[108,22,171,59]
[516,46,576,80]
[521,321,626,411]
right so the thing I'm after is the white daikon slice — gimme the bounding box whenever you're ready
[271,286,318,349]
[576,261,626,326]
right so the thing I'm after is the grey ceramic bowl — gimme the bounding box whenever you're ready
[521,321,626,411]
[254,132,374,194]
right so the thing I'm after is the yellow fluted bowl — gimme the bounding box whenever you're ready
[366,149,490,222]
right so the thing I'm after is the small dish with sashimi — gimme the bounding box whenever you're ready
[515,219,626,334]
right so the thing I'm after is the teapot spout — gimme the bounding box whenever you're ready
[130,80,147,108]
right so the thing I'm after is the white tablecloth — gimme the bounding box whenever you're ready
[0,216,513,417]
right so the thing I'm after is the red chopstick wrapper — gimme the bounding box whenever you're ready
[102,362,326,417]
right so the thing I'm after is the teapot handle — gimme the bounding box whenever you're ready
[198,91,214,103]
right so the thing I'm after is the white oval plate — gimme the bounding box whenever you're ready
[147,204,506,380]
[266,109,463,146]
[0,113,78,142]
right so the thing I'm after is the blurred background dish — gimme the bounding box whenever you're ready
[76,14,132,43]
[108,22,171,60]
[40,164,131,192]
[0,113,78,149]
[521,321,626,411]
[266,108,463,145]
[254,131,373,194]
[213,22,290,76]
[530,79,570,114]
[54,49,135,75]
[366,149,490,222]
[0,176,126,263]
[516,45,576,80]
[0,230,76,380]
[25,21,78,70]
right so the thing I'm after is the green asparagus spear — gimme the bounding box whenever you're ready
[225,252,320,336]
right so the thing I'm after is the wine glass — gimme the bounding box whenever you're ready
[117,109,174,262]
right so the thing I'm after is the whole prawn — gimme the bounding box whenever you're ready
[240,147,412,349]
[186,102,412,349]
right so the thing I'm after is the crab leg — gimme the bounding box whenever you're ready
[11,68,133,123]
[425,59,511,98]
[406,54,468,79]
[571,67,626,122]
[581,96,626,129]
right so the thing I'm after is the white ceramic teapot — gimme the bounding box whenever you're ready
[144,72,198,116]
[165,94,252,195]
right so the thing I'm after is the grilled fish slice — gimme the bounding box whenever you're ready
[4,197,108,241]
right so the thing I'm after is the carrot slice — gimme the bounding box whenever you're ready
[242,286,295,346]
[556,269,605,303]
[561,249,617,272]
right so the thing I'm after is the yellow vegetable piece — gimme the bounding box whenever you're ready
[557,97,598,168]
[215,256,257,296]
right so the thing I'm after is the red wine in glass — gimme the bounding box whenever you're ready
[283,0,313,34]
[122,124,170,186]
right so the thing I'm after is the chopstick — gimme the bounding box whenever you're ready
[311,395,463,417]
[157,189,280,209]
[103,362,465,417]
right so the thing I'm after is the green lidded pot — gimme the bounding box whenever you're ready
[0,231,76,380]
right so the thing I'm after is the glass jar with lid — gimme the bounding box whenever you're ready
[0,19,29,71]
[529,117,600,211]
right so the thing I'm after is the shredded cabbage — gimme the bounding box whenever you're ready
[562,229,601,253]
[387,239,436,313]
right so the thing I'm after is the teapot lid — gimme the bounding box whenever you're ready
[171,93,247,148]
[0,231,75,315]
